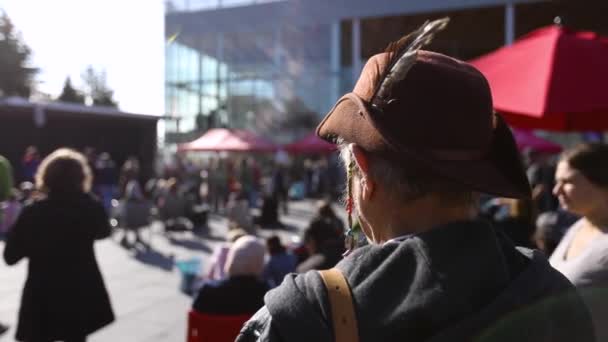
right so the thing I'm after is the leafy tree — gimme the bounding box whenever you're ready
[0,12,38,98]
[57,77,85,104]
[81,65,118,107]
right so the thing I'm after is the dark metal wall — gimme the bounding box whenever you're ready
[0,107,158,183]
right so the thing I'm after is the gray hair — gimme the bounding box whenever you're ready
[224,235,266,277]
[338,142,475,206]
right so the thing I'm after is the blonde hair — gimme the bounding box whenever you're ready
[35,148,92,194]
[227,228,248,243]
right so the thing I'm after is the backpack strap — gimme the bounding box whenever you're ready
[318,268,359,342]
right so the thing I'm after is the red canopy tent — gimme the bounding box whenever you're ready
[283,132,336,154]
[470,25,608,131]
[178,128,277,152]
[512,129,562,154]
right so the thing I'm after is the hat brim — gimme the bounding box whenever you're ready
[316,94,531,199]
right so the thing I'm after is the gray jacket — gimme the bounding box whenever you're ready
[237,220,594,342]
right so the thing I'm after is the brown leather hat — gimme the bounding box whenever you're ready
[316,45,531,198]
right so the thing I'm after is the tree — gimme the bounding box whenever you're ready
[81,65,118,108]
[0,12,38,98]
[57,77,85,104]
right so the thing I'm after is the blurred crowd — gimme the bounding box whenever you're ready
[0,145,347,341]
[479,147,581,257]
[2,141,608,341]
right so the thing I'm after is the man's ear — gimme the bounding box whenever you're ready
[351,144,375,200]
[350,144,370,177]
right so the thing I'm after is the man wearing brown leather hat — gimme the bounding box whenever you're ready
[237,18,594,342]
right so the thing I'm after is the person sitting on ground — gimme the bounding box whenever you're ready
[263,236,297,288]
[206,228,248,281]
[292,201,345,266]
[311,200,345,238]
[3,148,114,342]
[193,235,269,315]
[237,19,593,342]
[296,220,345,273]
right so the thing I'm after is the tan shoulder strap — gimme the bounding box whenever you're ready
[318,268,359,342]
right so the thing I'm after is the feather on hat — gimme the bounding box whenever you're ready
[316,18,531,199]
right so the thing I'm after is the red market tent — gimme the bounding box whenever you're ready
[470,25,608,131]
[178,128,277,152]
[284,132,336,154]
[512,129,562,154]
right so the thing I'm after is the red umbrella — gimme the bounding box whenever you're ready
[284,132,336,154]
[470,25,608,131]
[512,129,562,154]
[178,128,277,152]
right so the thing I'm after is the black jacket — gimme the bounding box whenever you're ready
[237,220,595,342]
[3,193,115,341]
[193,275,269,315]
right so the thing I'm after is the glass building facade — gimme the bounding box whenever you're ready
[165,0,603,144]
[165,20,348,142]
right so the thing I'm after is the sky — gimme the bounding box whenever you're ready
[0,0,165,115]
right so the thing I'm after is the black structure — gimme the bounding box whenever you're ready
[0,97,158,182]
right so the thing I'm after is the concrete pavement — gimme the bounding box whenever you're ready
[0,199,341,342]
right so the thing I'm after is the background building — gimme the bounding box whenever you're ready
[164,0,608,143]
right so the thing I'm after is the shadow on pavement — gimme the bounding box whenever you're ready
[282,207,313,220]
[132,246,175,271]
[168,235,213,253]
[257,222,299,232]
[192,229,226,242]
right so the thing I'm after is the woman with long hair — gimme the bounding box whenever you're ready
[4,148,114,342]
[550,143,608,341]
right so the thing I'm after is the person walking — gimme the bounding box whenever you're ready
[237,18,594,342]
[3,148,115,342]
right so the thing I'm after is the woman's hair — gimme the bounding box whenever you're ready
[35,148,92,194]
[316,200,336,219]
[227,228,247,243]
[224,236,266,277]
[560,143,608,187]
[266,235,286,255]
[303,223,337,246]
